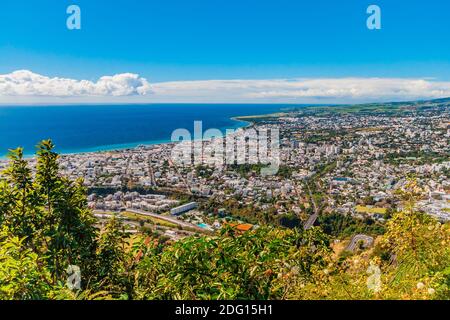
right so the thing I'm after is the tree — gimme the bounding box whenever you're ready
[133,226,331,300]
[94,217,132,298]
[0,143,448,300]
[0,148,39,241]
[287,180,450,300]
[0,141,98,288]
[0,227,52,300]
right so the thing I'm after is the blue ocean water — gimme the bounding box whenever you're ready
[0,104,300,157]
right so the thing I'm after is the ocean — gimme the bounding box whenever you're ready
[0,104,299,158]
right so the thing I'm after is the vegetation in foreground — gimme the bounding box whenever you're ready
[0,141,449,300]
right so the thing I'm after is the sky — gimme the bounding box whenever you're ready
[0,0,450,104]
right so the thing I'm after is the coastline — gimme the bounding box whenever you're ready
[232,112,289,121]
[0,113,263,161]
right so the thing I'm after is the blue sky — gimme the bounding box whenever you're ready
[0,0,450,103]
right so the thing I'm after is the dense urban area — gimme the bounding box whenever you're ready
[1,99,448,243]
[0,98,449,300]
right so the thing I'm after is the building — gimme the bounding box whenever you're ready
[170,202,198,216]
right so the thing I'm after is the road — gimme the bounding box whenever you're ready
[168,159,193,195]
[94,209,206,233]
[147,154,157,187]
[304,183,319,230]
[125,209,206,232]
[303,213,318,230]
[345,234,374,252]
[95,212,202,237]
[303,161,338,230]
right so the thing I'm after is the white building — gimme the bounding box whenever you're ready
[170,202,198,216]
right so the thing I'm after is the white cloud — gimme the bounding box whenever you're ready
[1,70,450,104]
[152,78,450,102]
[0,70,152,97]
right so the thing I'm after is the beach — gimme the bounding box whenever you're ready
[0,104,294,158]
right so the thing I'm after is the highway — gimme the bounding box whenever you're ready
[94,209,207,233]
[304,183,319,230]
[125,209,206,232]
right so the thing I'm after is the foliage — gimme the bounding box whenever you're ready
[0,141,98,298]
[0,227,52,299]
[0,142,448,300]
[93,217,134,297]
[277,213,302,229]
[133,226,330,300]
[287,180,450,300]
[317,212,385,238]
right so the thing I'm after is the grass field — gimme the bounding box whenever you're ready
[355,206,387,215]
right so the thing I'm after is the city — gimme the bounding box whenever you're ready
[1,0,449,304]
[2,99,447,244]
